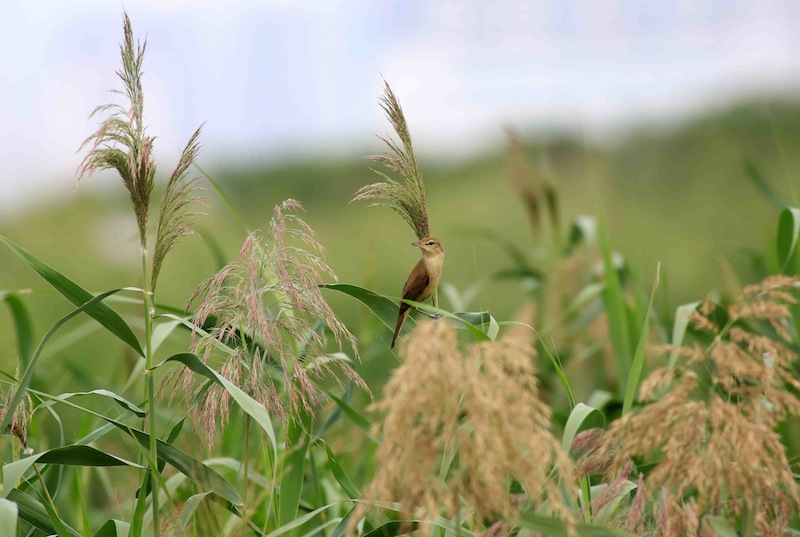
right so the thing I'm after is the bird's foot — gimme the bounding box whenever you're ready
[418,311,443,320]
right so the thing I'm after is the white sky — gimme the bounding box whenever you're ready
[2,0,800,216]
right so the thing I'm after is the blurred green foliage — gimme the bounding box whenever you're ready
[1,97,798,395]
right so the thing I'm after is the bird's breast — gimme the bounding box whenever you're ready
[420,254,444,300]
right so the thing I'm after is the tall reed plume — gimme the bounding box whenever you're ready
[77,11,204,291]
[178,200,366,441]
[578,275,800,536]
[360,321,575,532]
[352,81,430,239]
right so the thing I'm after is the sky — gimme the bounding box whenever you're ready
[2,0,800,216]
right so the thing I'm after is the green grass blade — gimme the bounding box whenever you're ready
[3,446,143,498]
[94,518,131,537]
[0,288,128,438]
[363,521,418,537]
[668,301,700,367]
[598,221,633,397]
[38,389,146,418]
[321,283,398,331]
[590,481,638,523]
[0,235,143,356]
[743,159,785,209]
[179,492,212,527]
[562,403,605,452]
[266,502,344,537]
[6,488,79,537]
[319,441,360,499]
[27,389,243,507]
[321,389,376,440]
[517,511,636,537]
[2,293,34,369]
[0,498,17,537]
[278,412,312,528]
[707,516,738,537]
[777,207,800,273]
[155,352,278,460]
[194,163,250,233]
[622,263,660,415]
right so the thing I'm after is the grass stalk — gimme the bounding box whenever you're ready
[141,246,160,536]
[244,414,251,516]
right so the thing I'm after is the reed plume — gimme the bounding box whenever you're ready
[77,11,205,291]
[178,199,366,441]
[360,321,574,532]
[352,81,430,239]
[579,275,800,535]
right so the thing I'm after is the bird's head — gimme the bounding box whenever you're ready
[411,237,444,257]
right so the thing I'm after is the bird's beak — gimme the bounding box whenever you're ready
[410,241,420,246]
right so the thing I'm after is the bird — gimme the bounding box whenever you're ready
[391,237,445,348]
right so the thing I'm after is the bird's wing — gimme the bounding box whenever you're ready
[400,258,430,311]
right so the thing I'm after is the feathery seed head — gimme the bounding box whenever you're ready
[1,386,33,447]
[76,12,206,285]
[580,276,800,533]
[173,199,366,444]
[77,12,155,245]
[352,81,431,240]
[359,321,574,532]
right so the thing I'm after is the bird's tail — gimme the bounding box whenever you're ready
[391,307,411,349]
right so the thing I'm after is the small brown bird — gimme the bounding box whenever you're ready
[391,237,445,348]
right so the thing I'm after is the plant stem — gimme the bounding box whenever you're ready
[141,245,160,536]
[244,414,251,515]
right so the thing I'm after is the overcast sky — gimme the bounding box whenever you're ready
[2,0,800,216]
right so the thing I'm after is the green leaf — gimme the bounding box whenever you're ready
[599,222,633,398]
[155,352,278,459]
[316,382,354,437]
[590,481,638,523]
[0,498,17,537]
[321,284,399,331]
[668,301,700,367]
[94,519,131,537]
[266,502,344,537]
[2,293,34,369]
[116,423,242,506]
[518,511,636,537]
[38,389,146,418]
[707,515,739,537]
[777,207,800,273]
[402,299,492,341]
[320,441,360,499]
[622,263,660,415]
[562,403,605,452]
[743,159,784,210]
[0,288,129,439]
[364,521,418,537]
[321,389,375,439]
[197,227,229,271]
[194,163,251,233]
[179,492,212,527]
[3,446,142,498]
[6,488,82,537]
[323,283,495,342]
[30,389,243,507]
[278,412,312,528]
[0,234,144,356]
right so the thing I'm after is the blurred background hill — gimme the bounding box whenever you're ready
[2,96,797,340]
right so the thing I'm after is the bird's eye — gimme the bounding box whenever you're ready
[427,241,434,245]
